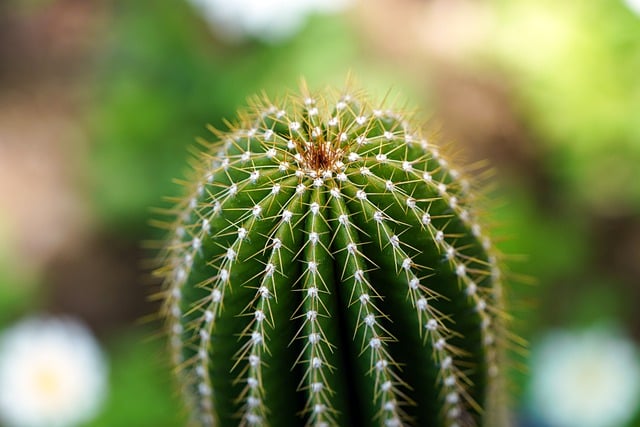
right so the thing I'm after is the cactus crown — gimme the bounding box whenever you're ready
[157,83,507,427]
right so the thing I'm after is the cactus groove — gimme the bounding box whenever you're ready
[157,84,508,427]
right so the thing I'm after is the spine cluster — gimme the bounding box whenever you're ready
[157,85,508,427]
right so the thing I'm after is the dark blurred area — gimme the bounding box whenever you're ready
[1,0,639,426]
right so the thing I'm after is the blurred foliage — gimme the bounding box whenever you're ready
[85,331,184,427]
[0,220,36,325]
[490,0,640,212]
[87,0,413,235]
[480,0,640,336]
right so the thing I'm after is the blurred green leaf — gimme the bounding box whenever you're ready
[85,329,184,427]
[0,220,38,324]
[87,1,415,234]
[489,0,640,210]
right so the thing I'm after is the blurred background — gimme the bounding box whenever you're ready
[0,0,639,426]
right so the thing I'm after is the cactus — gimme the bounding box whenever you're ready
[156,84,508,427]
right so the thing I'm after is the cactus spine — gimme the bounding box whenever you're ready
[157,84,507,427]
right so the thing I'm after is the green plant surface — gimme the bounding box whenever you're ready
[157,85,508,427]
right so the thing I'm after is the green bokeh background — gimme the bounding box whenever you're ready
[1,0,639,425]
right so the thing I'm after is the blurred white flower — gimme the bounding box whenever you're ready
[624,0,640,16]
[0,316,108,427]
[530,326,640,427]
[188,0,353,42]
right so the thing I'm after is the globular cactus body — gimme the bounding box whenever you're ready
[158,85,507,427]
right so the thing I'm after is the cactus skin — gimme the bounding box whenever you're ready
[157,85,507,427]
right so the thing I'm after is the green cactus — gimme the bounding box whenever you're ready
[156,84,508,427]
